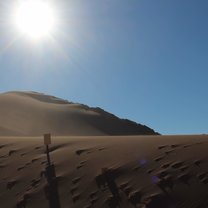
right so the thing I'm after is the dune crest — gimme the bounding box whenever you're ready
[0,91,158,136]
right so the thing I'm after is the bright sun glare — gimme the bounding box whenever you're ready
[14,0,56,39]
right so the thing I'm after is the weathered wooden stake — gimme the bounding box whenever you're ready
[43,133,61,208]
[44,133,51,166]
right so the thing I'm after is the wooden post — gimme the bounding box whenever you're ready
[43,134,61,208]
[44,134,51,166]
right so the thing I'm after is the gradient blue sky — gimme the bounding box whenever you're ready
[0,0,208,135]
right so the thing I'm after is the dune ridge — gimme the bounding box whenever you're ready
[0,91,158,136]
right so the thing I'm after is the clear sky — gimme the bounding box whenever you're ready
[0,0,208,135]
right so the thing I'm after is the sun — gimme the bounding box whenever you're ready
[14,0,56,39]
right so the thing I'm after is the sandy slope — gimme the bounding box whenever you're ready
[1,135,208,208]
[0,91,157,136]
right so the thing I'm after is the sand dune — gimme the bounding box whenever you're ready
[0,91,157,136]
[1,91,207,208]
[1,134,208,207]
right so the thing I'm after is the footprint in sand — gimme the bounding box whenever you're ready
[119,181,129,191]
[87,150,94,154]
[98,147,106,151]
[183,144,193,148]
[123,186,133,196]
[17,166,25,171]
[41,160,47,165]
[88,191,99,206]
[165,150,174,155]
[76,149,90,156]
[31,158,40,163]
[132,166,141,171]
[171,161,184,169]
[20,153,27,157]
[26,186,33,192]
[0,144,6,149]
[156,170,170,178]
[80,160,87,164]
[194,159,204,166]
[128,190,143,207]
[35,146,41,150]
[89,190,98,199]
[76,164,83,169]
[31,178,41,188]
[8,150,17,156]
[161,163,171,169]
[72,177,81,185]
[158,145,168,150]
[76,161,87,169]
[154,156,165,162]
[171,144,180,148]
[25,162,31,166]
[156,175,174,192]
[147,168,155,174]
[72,193,81,203]
[197,172,207,181]
[7,180,17,190]
[180,165,189,172]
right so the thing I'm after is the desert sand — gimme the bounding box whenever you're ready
[1,92,207,208]
[1,135,208,208]
[0,91,157,136]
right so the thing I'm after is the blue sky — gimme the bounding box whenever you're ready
[0,0,208,135]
